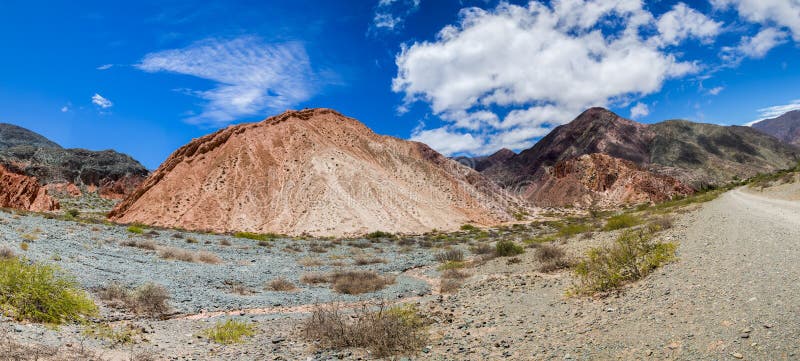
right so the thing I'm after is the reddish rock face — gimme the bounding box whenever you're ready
[110,109,518,236]
[525,153,694,208]
[0,165,58,211]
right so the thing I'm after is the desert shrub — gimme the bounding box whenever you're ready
[329,271,395,295]
[0,257,97,324]
[495,240,524,257]
[130,283,171,316]
[353,256,386,265]
[300,273,330,285]
[602,214,642,231]
[225,280,255,296]
[19,242,29,251]
[303,302,428,357]
[66,209,80,218]
[185,238,198,244]
[572,229,677,295]
[82,322,140,345]
[99,282,170,317]
[233,232,270,241]
[202,319,256,344]
[649,216,675,231]
[0,246,15,259]
[535,244,572,273]
[469,243,494,255]
[120,239,158,251]
[365,231,394,239]
[439,278,463,293]
[441,269,470,280]
[257,240,271,247]
[266,278,297,292]
[523,234,558,246]
[557,223,591,238]
[506,257,522,265]
[219,239,232,246]
[197,251,222,264]
[434,249,464,263]
[460,224,479,232]
[21,233,37,242]
[158,247,196,262]
[299,257,325,267]
[127,225,145,234]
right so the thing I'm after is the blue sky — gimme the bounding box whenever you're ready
[0,0,798,169]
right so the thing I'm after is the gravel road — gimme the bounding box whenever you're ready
[427,185,800,360]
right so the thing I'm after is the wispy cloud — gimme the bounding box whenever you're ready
[136,36,314,126]
[96,64,113,70]
[91,93,113,109]
[371,0,420,33]
[707,86,725,96]
[630,103,650,119]
[755,99,800,120]
[60,105,69,112]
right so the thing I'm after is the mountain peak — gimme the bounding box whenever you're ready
[752,109,800,147]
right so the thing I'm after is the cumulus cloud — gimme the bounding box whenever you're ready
[712,0,800,41]
[655,3,722,46]
[721,27,788,64]
[394,0,708,155]
[137,36,314,126]
[372,0,420,32]
[91,93,113,109]
[630,102,649,119]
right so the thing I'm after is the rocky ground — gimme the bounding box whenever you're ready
[1,180,798,360]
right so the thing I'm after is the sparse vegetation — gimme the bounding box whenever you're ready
[495,240,524,257]
[329,270,395,294]
[303,302,428,357]
[98,282,171,317]
[434,248,464,263]
[0,246,15,259]
[460,224,479,232]
[469,243,494,255]
[572,228,677,295]
[353,256,387,265]
[234,232,271,242]
[82,322,141,345]
[19,242,29,251]
[202,319,256,344]
[120,239,158,251]
[438,260,466,270]
[266,278,297,292]
[602,213,642,231]
[127,225,145,234]
[365,230,395,239]
[535,244,572,273]
[0,257,97,324]
[557,222,592,238]
[158,247,222,264]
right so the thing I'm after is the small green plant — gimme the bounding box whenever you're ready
[66,209,80,218]
[233,232,271,241]
[602,214,642,231]
[572,229,677,295]
[438,261,466,270]
[202,319,256,344]
[557,223,591,238]
[459,224,479,232]
[495,240,524,257]
[0,257,97,324]
[127,225,144,234]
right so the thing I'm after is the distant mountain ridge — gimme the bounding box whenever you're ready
[483,107,798,207]
[0,123,149,200]
[751,110,800,148]
[453,148,516,172]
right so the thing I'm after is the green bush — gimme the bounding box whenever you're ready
[202,319,256,344]
[233,232,271,242]
[572,229,677,295]
[495,240,524,257]
[558,223,591,238]
[0,257,97,324]
[365,231,395,239]
[127,225,144,234]
[602,214,642,231]
[459,224,479,232]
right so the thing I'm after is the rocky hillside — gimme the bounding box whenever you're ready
[110,108,519,236]
[0,164,58,211]
[525,153,693,208]
[0,124,149,199]
[484,108,798,205]
[751,110,800,147]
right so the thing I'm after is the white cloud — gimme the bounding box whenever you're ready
[630,102,649,119]
[372,0,421,32]
[137,36,314,126]
[721,27,788,64]
[91,93,113,109]
[96,64,113,70]
[60,106,69,112]
[708,86,725,95]
[756,99,800,120]
[712,0,800,41]
[394,0,706,155]
[655,3,722,46]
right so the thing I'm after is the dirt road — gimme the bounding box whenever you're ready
[427,186,800,360]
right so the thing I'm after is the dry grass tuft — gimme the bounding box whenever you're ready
[120,239,158,251]
[266,278,297,292]
[535,244,572,273]
[98,282,171,317]
[300,271,395,294]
